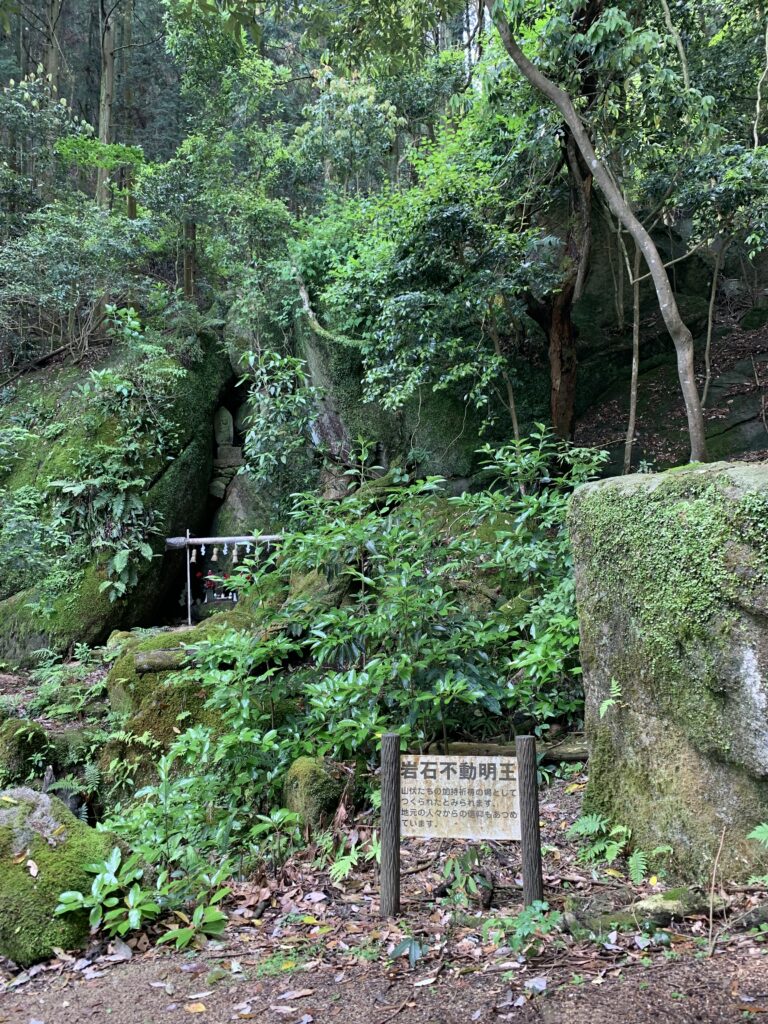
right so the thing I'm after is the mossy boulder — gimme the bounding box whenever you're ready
[0,787,115,966]
[283,756,344,828]
[0,719,52,784]
[0,338,232,667]
[103,611,262,748]
[569,462,768,882]
[104,628,217,745]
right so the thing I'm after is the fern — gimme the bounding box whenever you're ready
[748,824,768,848]
[567,813,608,838]
[83,761,102,793]
[329,845,359,882]
[627,849,647,884]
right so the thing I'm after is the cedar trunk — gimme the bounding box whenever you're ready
[547,285,578,438]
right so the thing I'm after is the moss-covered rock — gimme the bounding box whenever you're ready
[0,720,52,785]
[569,462,768,882]
[283,756,344,828]
[0,337,232,667]
[103,614,258,747]
[0,787,115,966]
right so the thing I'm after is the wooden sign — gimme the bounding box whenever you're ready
[400,755,521,841]
[379,734,543,918]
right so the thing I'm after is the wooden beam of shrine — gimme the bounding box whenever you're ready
[165,534,283,550]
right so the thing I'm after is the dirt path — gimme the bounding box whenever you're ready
[3,771,768,1024]
[2,937,767,1024]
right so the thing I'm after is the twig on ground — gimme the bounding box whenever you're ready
[377,998,410,1024]
[709,827,727,956]
[402,857,439,877]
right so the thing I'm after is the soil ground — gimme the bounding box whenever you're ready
[2,773,768,1024]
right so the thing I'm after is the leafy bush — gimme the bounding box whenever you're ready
[106,429,605,872]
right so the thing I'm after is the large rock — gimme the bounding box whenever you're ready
[0,338,232,666]
[569,462,768,882]
[283,756,344,828]
[0,719,52,784]
[0,788,114,966]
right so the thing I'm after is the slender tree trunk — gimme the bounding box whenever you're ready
[183,220,196,299]
[615,219,625,328]
[702,241,728,407]
[623,245,641,474]
[485,2,708,462]
[44,0,63,92]
[489,321,520,439]
[547,285,578,438]
[96,0,117,207]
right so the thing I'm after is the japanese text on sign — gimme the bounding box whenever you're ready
[399,755,521,841]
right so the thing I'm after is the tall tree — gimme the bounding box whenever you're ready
[96,0,119,206]
[480,1,707,461]
[43,0,64,91]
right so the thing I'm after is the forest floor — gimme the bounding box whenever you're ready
[2,772,768,1024]
[576,316,768,470]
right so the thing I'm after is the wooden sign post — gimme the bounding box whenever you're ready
[379,733,543,917]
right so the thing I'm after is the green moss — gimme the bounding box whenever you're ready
[569,466,768,758]
[0,788,115,966]
[570,463,768,881]
[0,338,232,666]
[104,624,235,742]
[283,756,344,828]
[0,591,50,668]
[0,720,52,784]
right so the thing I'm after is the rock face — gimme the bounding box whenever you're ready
[0,788,114,966]
[569,462,768,881]
[283,756,344,828]
[0,338,231,666]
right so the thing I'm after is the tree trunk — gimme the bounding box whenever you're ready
[702,240,728,407]
[44,0,63,92]
[485,2,708,462]
[183,220,196,299]
[96,0,117,207]
[623,245,641,474]
[527,132,591,440]
[546,285,578,438]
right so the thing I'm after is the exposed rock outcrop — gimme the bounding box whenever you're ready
[569,462,768,881]
[0,788,115,966]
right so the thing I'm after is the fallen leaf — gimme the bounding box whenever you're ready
[278,989,314,1001]
[106,937,132,962]
[149,981,175,996]
[524,977,548,995]
[414,977,437,987]
[185,1003,207,1014]
[188,991,213,1000]
[303,892,327,903]
[26,859,39,878]
[206,968,230,985]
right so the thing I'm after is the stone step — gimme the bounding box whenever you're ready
[215,445,244,468]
